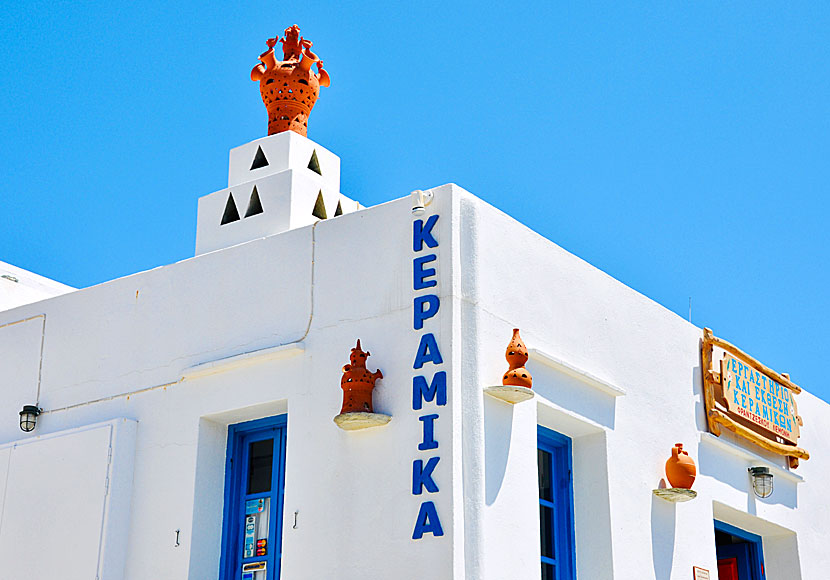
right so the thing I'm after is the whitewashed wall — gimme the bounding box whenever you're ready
[0,419,136,580]
[0,191,458,580]
[456,187,830,580]
[0,177,827,580]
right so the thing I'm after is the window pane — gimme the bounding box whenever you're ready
[540,505,555,559]
[247,438,274,494]
[538,449,552,501]
[541,561,556,580]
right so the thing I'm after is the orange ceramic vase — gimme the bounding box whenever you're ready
[502,328,532,388]
[251,25,330,137]
[340,340,383,414]
[665,443,696,489]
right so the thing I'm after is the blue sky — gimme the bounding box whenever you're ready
[2,2,828,401]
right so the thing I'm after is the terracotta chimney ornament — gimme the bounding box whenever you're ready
[333,340,391,431]
[484,328,535,404]
[251,24,330,137]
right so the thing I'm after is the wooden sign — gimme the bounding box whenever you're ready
[692,567,710,580]
[702,328,808,468]
[722,353,801,444]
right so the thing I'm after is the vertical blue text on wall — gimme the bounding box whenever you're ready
[412,214,445,540]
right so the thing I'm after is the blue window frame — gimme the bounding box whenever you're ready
[220,415,287,580]
[537,426,576,580]
[714,520,766,580]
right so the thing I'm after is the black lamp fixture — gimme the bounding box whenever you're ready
[19,405,41,432]
[748,466,773,498]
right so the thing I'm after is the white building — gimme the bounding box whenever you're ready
[0,125,827,580]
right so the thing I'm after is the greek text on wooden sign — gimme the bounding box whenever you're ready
[701,328,808,468]
[722,353,799,444]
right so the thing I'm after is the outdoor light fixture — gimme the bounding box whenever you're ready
[748,466,773,498]
[411,190,434,215]
[19,405,41,433]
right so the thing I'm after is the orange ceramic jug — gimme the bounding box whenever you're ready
[665,443,696,489]
[502,328,532,388]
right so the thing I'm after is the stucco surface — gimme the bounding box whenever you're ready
[458,189,830,579]
[0,160,826,580]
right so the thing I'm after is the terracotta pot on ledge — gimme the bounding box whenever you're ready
[665,443,696,489]
[334,339,390,431]
[484,328,535,404]
[339,339,383,414]
[502,328,532,388]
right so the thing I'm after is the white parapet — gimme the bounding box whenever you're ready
[0,261,74,311]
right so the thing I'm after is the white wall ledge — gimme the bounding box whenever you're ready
[182,342,305,380]
[536,395,608,438]
[528,348,626,397]
[699,432,804,484]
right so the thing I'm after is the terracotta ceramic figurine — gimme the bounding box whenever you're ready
[502,328,532,389]
[665,443,696,489]
[340,340,383,414]
[251,24,330,137]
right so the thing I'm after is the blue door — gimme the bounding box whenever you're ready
[714,521,765,580]
[220,416,287,580]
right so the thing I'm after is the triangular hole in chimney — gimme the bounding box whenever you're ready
[245,186,264,217]
[308,150,322,175]
[251,146,269,170]
[334,200,343,216]
[221,193,241,225]
[312,191,327,220]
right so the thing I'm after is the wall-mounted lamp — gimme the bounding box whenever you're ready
[411,190,434,215]
[748,466,773,498]
[19,405,41,432]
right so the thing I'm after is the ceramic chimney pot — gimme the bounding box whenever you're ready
[251,25,330,137]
